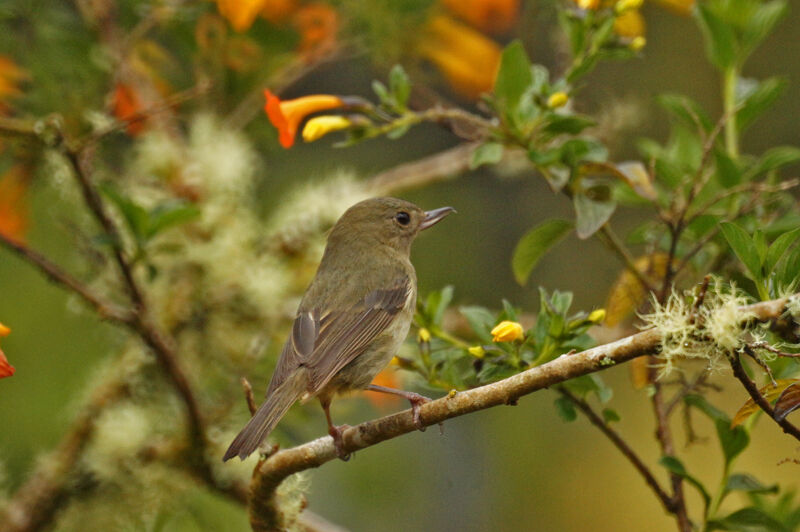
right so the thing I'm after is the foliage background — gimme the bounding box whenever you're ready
[0,1,799,530]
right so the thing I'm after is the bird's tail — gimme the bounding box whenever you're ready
[223,370,307,461]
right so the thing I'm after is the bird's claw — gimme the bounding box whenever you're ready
[406,392,431,432]
[329,424,352,461]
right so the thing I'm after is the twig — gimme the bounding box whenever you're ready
[0,232,133,323]
[650,371,692,532]
[596,224,658,294]
[557,387,675,513]
[242,377,257,416]
[367,142,478,194]
[728,351,800,441]
[0,374,131,532]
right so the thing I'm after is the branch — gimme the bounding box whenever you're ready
[0,232,132,323]
[367,142,477,194]
[728,351,800,442]
[557,387,675,513]
[0,373,131,532]
[248,295,795,530]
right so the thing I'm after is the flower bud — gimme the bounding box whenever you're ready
[417,327,431,343]
[491,320,524,342]
[547,91,569,109]
[468,345,486,358]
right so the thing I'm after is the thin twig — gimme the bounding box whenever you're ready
[596,224,658,293]
[242,377,257,416]
[0,232,132,323]
[557,387,675,513]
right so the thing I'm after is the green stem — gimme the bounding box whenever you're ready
[704,461,732,530]
[723,66,740,160]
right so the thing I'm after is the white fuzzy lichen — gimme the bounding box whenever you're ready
[639,280,756,377]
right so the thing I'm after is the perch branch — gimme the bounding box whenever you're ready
[248,295,795,531]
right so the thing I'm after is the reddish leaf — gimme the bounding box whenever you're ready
[731,379,799,427]
[774,382,800,421]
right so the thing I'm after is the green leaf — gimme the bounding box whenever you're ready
[720,221,763,281]
[146,201,200,239]
[389,64,410,109]
[542,114,596,136]
[512,219,573,284]
[741,0,788,58]
[469,142,504,170]
[573,194,616,239]
[494,40,533,114]
[459,306,496,344]
[554,396,577,422]
[695,4,738,69]
[372,80,391,106]
[659,456,711,510]
[685,394,750,464]
[776,243,800,290]
[747,146,800,179]
[560,138,608,167]
[725,473,779,495]
[657,93,712,133]
[602,408,620,424]
[715,149,742,187]
[765,227,800,274]
[708,507,790,532]
[737,77,787,132]
[100,184,148,243]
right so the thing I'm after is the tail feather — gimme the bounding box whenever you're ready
[223,370,307,461]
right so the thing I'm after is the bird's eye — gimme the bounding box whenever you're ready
[395,211,411,226]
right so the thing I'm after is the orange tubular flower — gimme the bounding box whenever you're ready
[0,165,30,243]
[264,89,346,148]
[216,0,268,32]
[440,0,519,34]
[417,15,501,100]
[292,4,339,58]
[0,322,13,379]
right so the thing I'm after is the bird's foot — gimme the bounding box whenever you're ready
[328,424,352,461]
[404,392,431,432]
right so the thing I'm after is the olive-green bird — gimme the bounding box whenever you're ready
[223,197,454,461]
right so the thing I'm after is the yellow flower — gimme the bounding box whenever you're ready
[547,91,569,109]
[491,320,524,342]
[613,9,645,38]
[0,322,9,337]
[576,0,600,10]
[630,36,646,52]
[417,327,432,343]
[264,89,346,148]
[588,309,606,324]
[468,345,486,358]
[615,0,643,14]
[302,115,352,142]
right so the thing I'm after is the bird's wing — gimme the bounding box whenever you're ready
[306,275,412,392]
[264,275,411,398]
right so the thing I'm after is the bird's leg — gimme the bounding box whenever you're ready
[367,384,431,431]
[321,398,351,461]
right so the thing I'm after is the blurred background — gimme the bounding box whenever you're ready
[1,0,799,530]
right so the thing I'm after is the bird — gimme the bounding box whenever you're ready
[223,197,455,461]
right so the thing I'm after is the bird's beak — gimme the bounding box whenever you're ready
[420,206,456,231]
